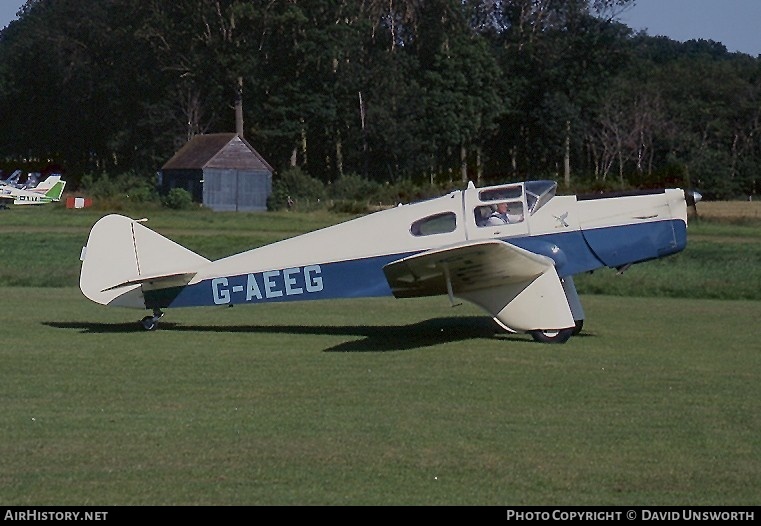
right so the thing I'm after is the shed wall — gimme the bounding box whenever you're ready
[160,169,203,202]
[202,169,272,212]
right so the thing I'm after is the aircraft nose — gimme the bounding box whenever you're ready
[685,189,702,207]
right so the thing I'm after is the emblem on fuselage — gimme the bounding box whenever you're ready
[553,212,569,228]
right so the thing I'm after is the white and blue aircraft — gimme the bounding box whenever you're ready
[0,174,66,207]
[0,170,23,188]
[79,180,695,343]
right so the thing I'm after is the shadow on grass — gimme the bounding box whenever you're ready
[44,316,547,352]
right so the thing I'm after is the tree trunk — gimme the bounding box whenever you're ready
[564,120,571,188]
[460,143,468,184]
[336,135,343,179]
[300,118,307,167]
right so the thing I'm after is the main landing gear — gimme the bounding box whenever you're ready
[529,320,583,344]
[140,309,164,331]
[530,327,574,344]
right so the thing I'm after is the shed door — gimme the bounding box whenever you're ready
[236,171,271,211]
[203,169,237,212]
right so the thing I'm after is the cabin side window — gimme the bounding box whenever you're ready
[474,184,525,227]
[410,212,457,236]
[475,202,525,227]
[478,185,522,202]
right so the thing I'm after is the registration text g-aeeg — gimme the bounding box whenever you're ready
[211,265,323,305]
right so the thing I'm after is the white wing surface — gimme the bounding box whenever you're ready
[383,239,574,332]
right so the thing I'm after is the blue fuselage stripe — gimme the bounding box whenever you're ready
[161,219,686,308]
[166,253,404,308]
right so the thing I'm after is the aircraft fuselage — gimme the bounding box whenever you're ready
[138,182,687,310]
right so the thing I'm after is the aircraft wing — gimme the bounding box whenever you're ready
[383,239,575,332]
[383,239,552,298]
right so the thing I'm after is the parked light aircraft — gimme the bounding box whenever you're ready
[0,169,23,188]
[79,180,696,343]
[0,170,45,190]
[0,175,66,206]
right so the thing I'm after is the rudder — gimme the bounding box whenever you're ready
[79,215,210,308]
[45,181,66,201]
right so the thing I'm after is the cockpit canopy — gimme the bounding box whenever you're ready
[409,179,559,236]
[524,180,557,215]
[473,180,557,227]
[477,180,556,216]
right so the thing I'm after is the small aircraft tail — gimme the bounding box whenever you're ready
[25,175,66,201]
[80,214,211,309]
[42,180,66,201]
[32,175,61,191]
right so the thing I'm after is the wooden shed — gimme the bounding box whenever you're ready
[159,133,273,212]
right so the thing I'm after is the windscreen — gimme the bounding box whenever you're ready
[525,180,557,215]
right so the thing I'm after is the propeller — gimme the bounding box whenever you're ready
[685,189,702,207]
[685,189,702,219]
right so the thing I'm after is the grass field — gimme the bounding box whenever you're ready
[1,201,760,505]
[1,289,760,505]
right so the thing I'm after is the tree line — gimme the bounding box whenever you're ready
[0,0,759,200]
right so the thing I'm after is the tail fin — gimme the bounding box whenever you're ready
[1,169,22,186]
[79,214,211,308]
[32,175,61,191]
[44,181,66,201]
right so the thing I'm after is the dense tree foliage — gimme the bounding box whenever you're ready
[0,0,759,199]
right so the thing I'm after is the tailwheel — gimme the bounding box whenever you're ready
[530,327,574,344]
[140,310,164,331]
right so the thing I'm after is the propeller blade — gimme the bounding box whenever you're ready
[684,189,702,220]
[685,189,702,207]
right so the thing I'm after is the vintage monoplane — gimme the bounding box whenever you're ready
[79,180,695,343]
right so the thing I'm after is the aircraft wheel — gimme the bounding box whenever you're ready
[572,320,584,336]
[530,327,574,344]
[140,316,159,331]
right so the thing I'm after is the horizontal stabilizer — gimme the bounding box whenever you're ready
[100,272,199,292]
[80,214,210,308]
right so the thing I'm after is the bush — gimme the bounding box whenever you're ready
[163,188,194,210]
[79,170,160,207]
[328,173,380,201]
[268,167,326,211]
[327,173,387,212]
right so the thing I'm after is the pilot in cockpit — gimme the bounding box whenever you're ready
[485,202,524,226]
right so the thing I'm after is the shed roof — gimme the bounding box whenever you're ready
[162,133,273,172]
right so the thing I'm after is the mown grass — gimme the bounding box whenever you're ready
[2,203,760,300]
[1,201,760,505]
[573,237,761,300]
[0,205,355,286]
[1,288,760,505]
